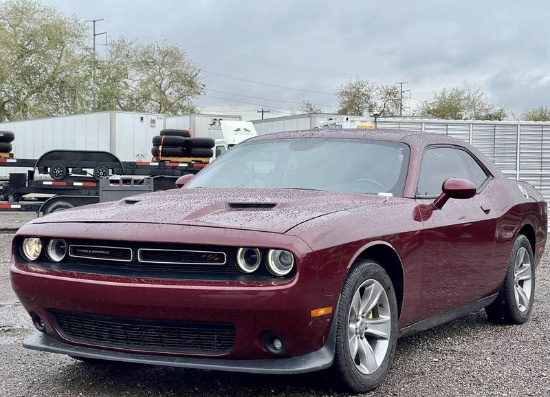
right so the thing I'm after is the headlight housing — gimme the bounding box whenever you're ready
[20,237,43,261]
[236,247,261,273]
[267,249,295,276]
[46,239,68,262]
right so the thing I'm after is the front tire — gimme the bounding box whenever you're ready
[485,234,535,324]
[331,260,398,393]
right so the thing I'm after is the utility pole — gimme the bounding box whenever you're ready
[87,19,107,65]
[87,19,107,110]
[397,82,410,116]
[257,109,271,120]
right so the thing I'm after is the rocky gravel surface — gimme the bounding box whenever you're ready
[1,213,549,396]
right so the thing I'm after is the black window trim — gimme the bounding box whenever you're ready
[414,144,493,199]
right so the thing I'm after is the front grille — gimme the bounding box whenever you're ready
[138,248,226,265]
[70,245,133,262]
[50,310,235,355]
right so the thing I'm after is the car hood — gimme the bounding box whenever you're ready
[32,188,404,234]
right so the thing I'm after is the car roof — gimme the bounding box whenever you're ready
[248,128,466,146]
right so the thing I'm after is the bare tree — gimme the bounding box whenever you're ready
[299,100,322,114]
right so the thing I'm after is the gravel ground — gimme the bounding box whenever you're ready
[1,213,549,396]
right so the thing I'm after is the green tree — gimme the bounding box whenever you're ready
[336,77,377,116]
[94,37,136,111]
[521,106,550,121]
[336,78,404,117]
[299,100,322,114]
[417,87,507,120]
[131,42,204,115]
[0,0,205,120]
[377,84,401,117]
[0,0,89,121]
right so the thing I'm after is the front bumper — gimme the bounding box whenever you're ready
[24,324,336,374]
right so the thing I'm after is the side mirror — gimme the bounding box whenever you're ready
[175,174,195,188]
[433,178,476,209]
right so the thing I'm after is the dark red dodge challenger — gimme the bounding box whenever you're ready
[10,129,547,393]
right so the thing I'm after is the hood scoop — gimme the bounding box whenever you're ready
[121,198,142,205]
[226,202,277,211]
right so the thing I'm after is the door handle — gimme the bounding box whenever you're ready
[480,204,491,214]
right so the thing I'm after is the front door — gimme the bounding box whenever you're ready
[415,145,498,320]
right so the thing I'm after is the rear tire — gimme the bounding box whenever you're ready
[331,260,398,393]
[485,234,535,324]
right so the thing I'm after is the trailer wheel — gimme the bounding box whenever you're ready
[0,131,15,143]
[93,166,109,180]
[43,200,74,214]
[49,164,68,180]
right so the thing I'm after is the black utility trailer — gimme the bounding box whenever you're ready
[0,149,207,214]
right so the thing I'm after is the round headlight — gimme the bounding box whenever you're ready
[21,238,43,261]
[46,239,68,262]
[267,249,295,276]
[236,248,261,273]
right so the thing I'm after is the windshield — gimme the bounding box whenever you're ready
[186,138,410,197]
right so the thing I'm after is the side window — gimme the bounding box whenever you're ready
[416,146,489,198]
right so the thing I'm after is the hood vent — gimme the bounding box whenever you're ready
[226,202,277,211]
[121,199,141,205]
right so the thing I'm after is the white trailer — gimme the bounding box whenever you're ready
[0,111,165,176]
[165,114,242,140]
[251,113,362,135]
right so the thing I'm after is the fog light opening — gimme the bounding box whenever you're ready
[30,313,45,333]
[263,332,285,356]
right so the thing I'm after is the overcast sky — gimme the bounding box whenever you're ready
[37,0,550,121]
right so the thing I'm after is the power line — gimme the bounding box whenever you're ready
[96,20,347,78]
[204,71,336,96]
[207,88,333,107]
[202,94,295,112]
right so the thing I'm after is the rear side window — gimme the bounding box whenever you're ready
[416,146,490,198]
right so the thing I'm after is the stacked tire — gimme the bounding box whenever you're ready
[0,131,15,157]
[151,129,215,160]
